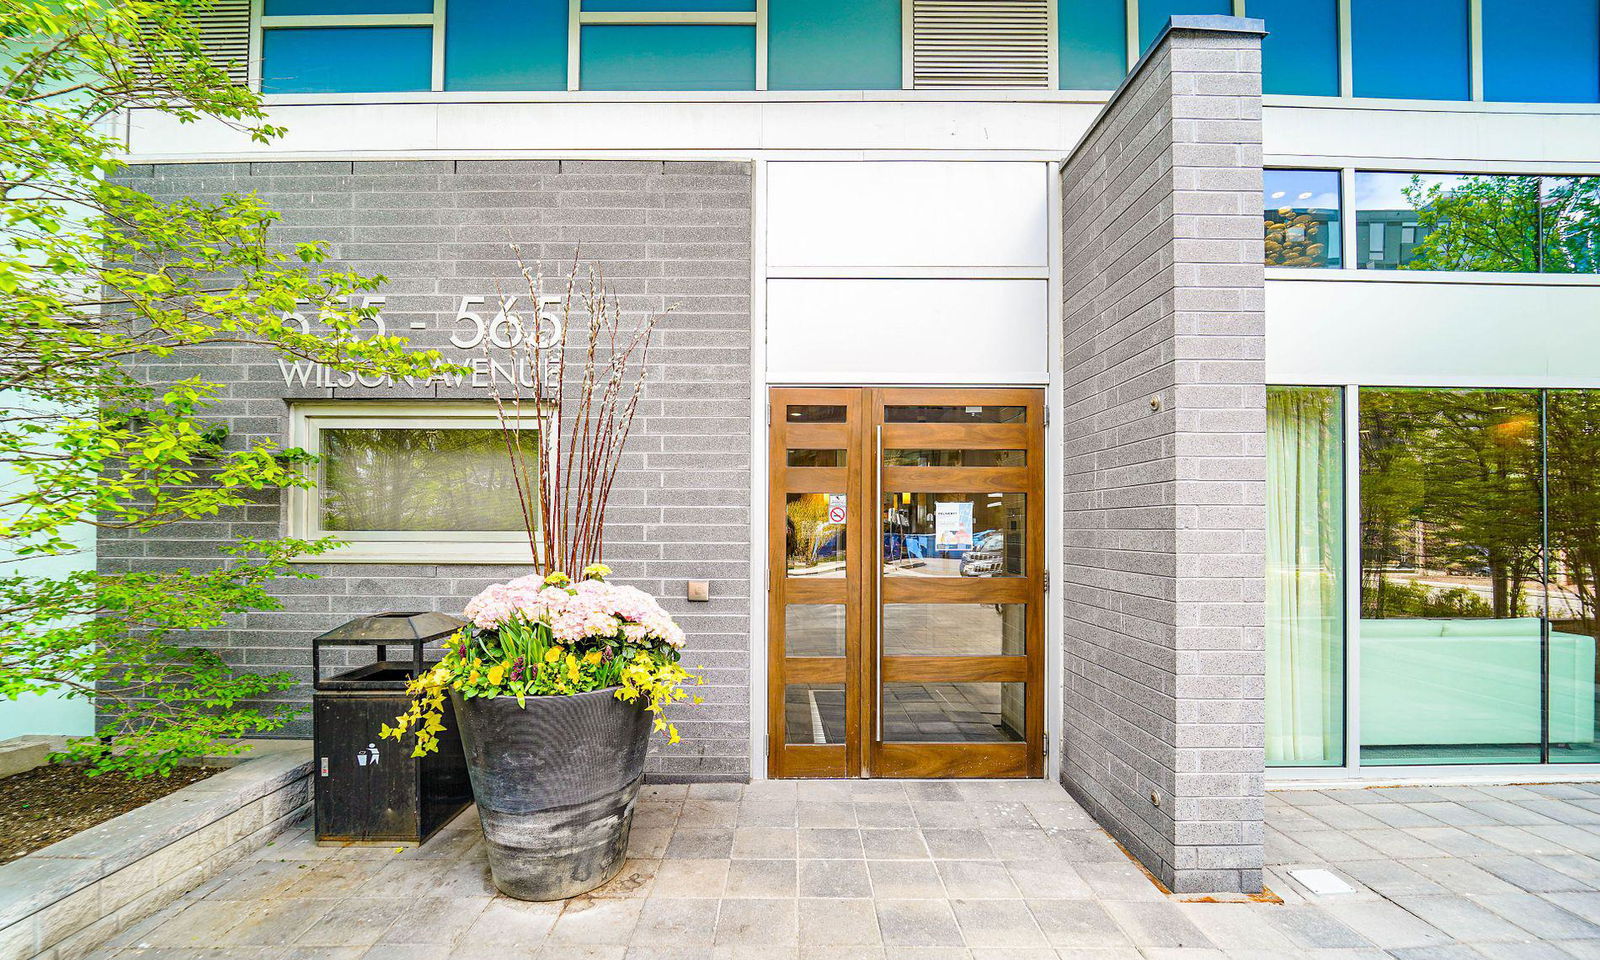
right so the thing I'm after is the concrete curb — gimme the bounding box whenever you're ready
[0,741,312,960]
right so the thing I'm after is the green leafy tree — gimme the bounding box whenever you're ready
[0,0,461,776]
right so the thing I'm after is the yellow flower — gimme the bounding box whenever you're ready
[584,650,603,665]
[487,663,505,686]
[582,563,611,580]
[566,654,580,682]
[545,646,563,663]
[468,669,480,684]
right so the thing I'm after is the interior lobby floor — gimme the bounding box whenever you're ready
[89,777,1600,959]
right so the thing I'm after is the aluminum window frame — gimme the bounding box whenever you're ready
[251,0,447,92]
[287,401,550,564]
[1268,382,1600,784]
[1263,163,1600,278]
[570,1,768,91]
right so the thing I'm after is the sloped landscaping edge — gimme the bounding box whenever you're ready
[0,742,312,960]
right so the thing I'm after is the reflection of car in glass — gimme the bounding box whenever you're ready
[959,530,1005,577]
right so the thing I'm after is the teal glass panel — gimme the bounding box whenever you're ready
[261,27,432,93]
[265,0,430,13]
[1352,0,1469,100]
[579,24,755,89]
[446,0,566,90]
[1059,0,1126,89]
[1264,169,1341,268]
[584,0,755,8]
[1359,388,1544,766]
[1265,387,1344,767]
[1546,390,1600,763]
[768,0,900,89]
[1542,177,1600,274]
[1484,0,1600,103]
[1138,1,1231,53]
[1247,0,1339,96]
[1355,172,1540,272]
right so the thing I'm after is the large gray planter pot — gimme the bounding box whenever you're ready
[451,687,652,900]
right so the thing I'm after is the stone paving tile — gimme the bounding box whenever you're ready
[89,780,1600,960]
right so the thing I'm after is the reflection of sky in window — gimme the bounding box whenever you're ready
[1264,170,1339,210]
[1354,172,1469,210]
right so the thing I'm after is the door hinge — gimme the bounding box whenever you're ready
[1043,732,1049,761]
[1043,570,1049,593]
[1043,404,1050,428]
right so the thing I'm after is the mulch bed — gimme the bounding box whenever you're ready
[0,762,220,866]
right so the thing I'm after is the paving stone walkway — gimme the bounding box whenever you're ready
[93,778,1600,959]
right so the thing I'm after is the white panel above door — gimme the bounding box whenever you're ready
[766,162,1049,272]
[766,278,1049,384]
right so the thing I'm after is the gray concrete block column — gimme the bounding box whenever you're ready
[1058,15,1268,894]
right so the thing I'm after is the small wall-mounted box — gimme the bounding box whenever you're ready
[686,580,711,602]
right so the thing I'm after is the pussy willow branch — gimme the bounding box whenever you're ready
[492,250,662,576]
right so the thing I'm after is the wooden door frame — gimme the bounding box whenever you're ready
[766,386,1046,779]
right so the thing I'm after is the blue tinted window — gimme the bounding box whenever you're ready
[264,0,431,13]
[1264,169,1342,267]
[446,0,566,90]
[582,0,755,8]
[580,24,755,89]
[1484,0,1600,103]
[1248,0,1339,96]
[1352,0,1469,100]
[768,0,900,90]
[1138,1,1232,53]
[261,27,432,93]
[1059,0,1126,89]
[1355,172,1540,271]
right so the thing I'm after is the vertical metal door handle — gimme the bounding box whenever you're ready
[874,424,884,747]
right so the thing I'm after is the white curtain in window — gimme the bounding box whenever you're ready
[1266,387,1345,766]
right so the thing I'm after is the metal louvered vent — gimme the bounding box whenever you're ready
[136,0,252,86]
[910,0,1052,89]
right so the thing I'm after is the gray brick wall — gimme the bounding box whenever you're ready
[103,159,754,781]
[1058,17,1268,893]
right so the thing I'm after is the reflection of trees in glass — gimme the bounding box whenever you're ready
[1548,392,1600,640]
[1360,390,1541,619]
[1401,175,1541,272]
[1381,174,1600,274]
[1542,177,1600,274]
[321,428,539,532]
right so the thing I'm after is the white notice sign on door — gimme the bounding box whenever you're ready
[934,501,973,551]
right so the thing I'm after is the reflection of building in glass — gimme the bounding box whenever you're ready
[1357,209,1427,270]
[1264,204,1341,267]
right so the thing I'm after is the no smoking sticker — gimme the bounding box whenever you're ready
[827,494,847,524]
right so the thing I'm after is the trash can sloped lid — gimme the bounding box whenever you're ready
[312,611,467,644]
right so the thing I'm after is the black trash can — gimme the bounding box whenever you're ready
[311,611,472,844]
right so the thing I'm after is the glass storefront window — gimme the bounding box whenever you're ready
[1354,172,1540,272]
[785,684,846,743]
[768,0,901,90]
[1545,392,1600,762]
[1264,170,1342,268]
[1351,0,1470,101]
[785,604,846,657]
[1265,387,1345,767]
[1359,388,1544,765]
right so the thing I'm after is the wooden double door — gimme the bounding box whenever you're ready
[767,387,1046,778]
